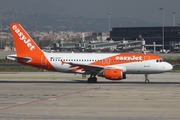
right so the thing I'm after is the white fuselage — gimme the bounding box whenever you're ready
[43,52,173,74]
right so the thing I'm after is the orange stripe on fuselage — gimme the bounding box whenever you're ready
[67,53,162,73]
[90,53,162,66]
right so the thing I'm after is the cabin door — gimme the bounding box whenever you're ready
[144,56,150,67]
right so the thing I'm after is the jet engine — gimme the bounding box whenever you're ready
[98,68,126,80]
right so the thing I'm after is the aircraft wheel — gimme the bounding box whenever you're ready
[145,79,149,83]
[87,77,97,83]
[88,78,92,83]
[93,77,97,83]
[144,74,149,83]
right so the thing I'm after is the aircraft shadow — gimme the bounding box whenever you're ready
[75,80,180,84]
[0,79,180,84]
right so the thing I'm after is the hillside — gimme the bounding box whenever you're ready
[1,12,159,32]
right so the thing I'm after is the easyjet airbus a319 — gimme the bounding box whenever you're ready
[7,23,173,83]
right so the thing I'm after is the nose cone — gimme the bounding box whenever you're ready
[165,63,173,71]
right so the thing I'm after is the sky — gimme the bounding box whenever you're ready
[0,0,180,25]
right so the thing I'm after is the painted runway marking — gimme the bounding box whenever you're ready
[0,86,101,111]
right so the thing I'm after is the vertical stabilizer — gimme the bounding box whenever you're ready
[10,23,56,71]
[10,23,42,55]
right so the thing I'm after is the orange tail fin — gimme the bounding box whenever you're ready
[10,23,56,71]
[10,23,42,55]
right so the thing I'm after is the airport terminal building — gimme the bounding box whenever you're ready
[110,26,180,50]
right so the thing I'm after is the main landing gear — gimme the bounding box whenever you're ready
[87,75,97,83]
[145,74,149,83]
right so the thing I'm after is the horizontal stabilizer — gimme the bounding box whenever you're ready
[6,54,32,63]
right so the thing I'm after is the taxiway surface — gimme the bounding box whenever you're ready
[0,72,180,120]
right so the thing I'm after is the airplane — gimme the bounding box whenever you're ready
[7,23,173,83]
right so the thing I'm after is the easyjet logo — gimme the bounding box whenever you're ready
[12,25,35,51]
[116,56,142,61]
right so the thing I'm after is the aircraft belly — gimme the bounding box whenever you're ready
[126,66,160,74]
[125,62,158,74]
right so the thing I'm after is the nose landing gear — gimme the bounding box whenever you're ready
[145,74,149,83]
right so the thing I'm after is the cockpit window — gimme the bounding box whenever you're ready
[156,59,165,62]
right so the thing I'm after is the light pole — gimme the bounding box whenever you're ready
[108,12,111,32]
[0,10,2,48]
[159,7,165,51]
[34,17,37,44]
[10,10,16,49]
[173,12,176,26]
[10,10,16,23]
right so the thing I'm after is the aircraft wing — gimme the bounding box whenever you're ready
[65,62,104,74]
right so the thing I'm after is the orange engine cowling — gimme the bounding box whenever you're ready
[104,69,123,80]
